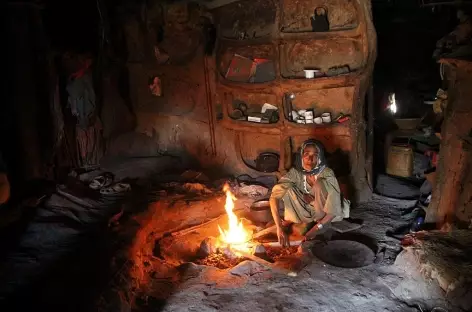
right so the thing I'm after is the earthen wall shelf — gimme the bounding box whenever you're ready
[212,0,376,200]
[220,117,350,136]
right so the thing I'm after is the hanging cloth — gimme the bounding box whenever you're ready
[66,73,97,129]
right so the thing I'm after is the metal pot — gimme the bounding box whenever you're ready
[255,152,279,173]
[248,200,273,224]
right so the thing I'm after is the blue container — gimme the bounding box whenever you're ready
[410,216,424,233]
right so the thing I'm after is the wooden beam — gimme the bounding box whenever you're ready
[262,240,303,247]
[252,225,277,239]
[171,215,225,237]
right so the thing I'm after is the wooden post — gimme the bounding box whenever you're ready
[428,59,472,227]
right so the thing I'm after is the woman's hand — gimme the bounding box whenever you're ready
[277,226,290,247]
[304,225,319,241]
[306,174,317,187]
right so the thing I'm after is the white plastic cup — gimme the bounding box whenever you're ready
[304,69,320,79]
[303,69,321,79]
[321,113,331,123]
[304,70,315,79]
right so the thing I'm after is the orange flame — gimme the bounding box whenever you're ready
[218,183,251,250]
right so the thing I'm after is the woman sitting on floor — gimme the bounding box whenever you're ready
[269,139,350,246]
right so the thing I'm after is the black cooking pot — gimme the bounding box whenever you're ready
[255,152,279,173]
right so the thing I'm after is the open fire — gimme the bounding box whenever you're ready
[217,183,252,252]
[196,183,299,273]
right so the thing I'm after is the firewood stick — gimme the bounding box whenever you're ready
[251,225,277,239]
[262,240,303,247]
[171,215,225,237]
[238,250,297,277]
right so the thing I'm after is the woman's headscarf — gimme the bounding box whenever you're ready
[294,139,327,175]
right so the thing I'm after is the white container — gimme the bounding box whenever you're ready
[305,119,314,124]
[248,116,262,123]
[261,103,278,113]
[291,111,299,120]
[314,117,322,124]
[298,109,307,116]
[304,69,320,79]
[296,119,305,124]
[304,111,314,118]
[321,113,331,123]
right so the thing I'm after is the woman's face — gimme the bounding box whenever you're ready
[302,145,319,171]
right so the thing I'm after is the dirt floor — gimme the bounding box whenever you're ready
[101,182,459,312]
[2,159,465,312]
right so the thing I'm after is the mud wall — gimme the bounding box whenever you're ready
[107,2,245,174]
[111,0,377,201]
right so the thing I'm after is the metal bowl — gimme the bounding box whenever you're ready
[248,200,273,224]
